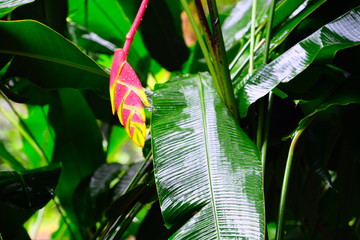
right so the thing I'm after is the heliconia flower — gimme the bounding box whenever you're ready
[110,49,149,147]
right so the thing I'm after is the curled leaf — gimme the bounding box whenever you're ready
[110,49,149,147]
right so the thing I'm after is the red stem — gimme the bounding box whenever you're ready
[123,0,149,57]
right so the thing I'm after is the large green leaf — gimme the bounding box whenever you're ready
[151,73,264,239]
[0,0,33,18]
[0,164,61,210]
[49,89,106,229]
[0,20,108,97]
[236,7,360,117]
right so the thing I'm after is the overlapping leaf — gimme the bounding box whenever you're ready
[0,20,108,97]
[151,73,264,239]
[0,164,61,210]
[270,0,326,50]
[297,74,360,131]
[236,7,360,117]
[229,0,326,85]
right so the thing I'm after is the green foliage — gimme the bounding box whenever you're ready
[152,73,264,239]
[0,20,108,96]
[0,0,34,18]
[0,0,359,239]
[236,7,360,117]
[0,164,61,210]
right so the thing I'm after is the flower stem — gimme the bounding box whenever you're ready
[123,0,149,57]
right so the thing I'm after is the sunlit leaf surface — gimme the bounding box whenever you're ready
[222,0,271,50]
[152,73,264,239]
[229,0,325,87]
[0,0,34,17]
[236,7,360,117]
[270,0,326,50]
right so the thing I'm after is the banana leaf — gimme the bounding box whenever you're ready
[229,0,326,87]
[236,6,360,117]
[151,73,264,239]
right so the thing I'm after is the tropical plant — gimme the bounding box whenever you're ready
[0,0,359,239]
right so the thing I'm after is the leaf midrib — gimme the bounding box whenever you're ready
[0,49,108,77]
[197,73,221,239]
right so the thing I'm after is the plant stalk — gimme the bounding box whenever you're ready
[249,0,257,74]
[229,23,264,71]
[84,0,89,29]
[111,202,143,240]
[181,0,218,88]
[231,38,265,80]
[207,0,240,123]
[93,152,152,239]
[52,197,77,240]
[124,151,153,193]
[256,100,264,150]
[260,0,276,166]
[263,0,276,63]
[261,93,273,167]
[194,0,214,49]
[275,124,309,240]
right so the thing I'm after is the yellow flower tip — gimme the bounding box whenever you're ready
[110,83,116,115]
[132,127,146,148]
[133,136,145,148]
[143,96,150,108]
